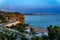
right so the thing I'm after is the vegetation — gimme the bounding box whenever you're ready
[0,32,6,40]
[42,34,48,40]
[5,33,17,40]
[0,14,6,23]
[0,26,17,40]
[1,22,60,40]
[31,25,60,40]
[31,36,42,40]
[0,15,5,20]
[21,35,27,40]
[15,23,29,33]
[47,25,60,40]
[1,24,30,40]
[0,11,24,24]
[30,27,35,35]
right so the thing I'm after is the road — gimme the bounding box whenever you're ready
[0,21,32,40]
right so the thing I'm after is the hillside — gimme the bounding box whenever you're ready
[0,10,24,24]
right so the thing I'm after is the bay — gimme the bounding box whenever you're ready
[25,14,60,28]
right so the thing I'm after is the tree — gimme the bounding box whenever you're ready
[31,36,42,40]
[21,37,27,40]
[16,23,28,33]
[47,25,60,40]
[0,32,6,40]
[30,27,35,34]
[47,25,55,40]
[5,33,17,40]
[42,34,48,40]
[21,35,27,40]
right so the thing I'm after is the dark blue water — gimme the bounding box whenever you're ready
[25,14,60,28]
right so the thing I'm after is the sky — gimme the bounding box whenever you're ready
[0,0,60,14]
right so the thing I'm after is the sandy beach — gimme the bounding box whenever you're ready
[27,26,48,33]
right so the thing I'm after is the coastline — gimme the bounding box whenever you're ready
[27,26,48,33]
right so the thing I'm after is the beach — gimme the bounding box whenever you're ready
[27,26,48,33]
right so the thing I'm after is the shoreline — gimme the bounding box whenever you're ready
[27,26,48,33]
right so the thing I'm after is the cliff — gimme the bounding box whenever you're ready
[0,10,24,24]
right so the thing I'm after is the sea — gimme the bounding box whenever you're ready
[25,14,60,28]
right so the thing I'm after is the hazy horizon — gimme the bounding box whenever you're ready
[0,0,60,14]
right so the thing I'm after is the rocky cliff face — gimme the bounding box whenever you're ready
[0,11,24,24]
[10,12,24,24]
